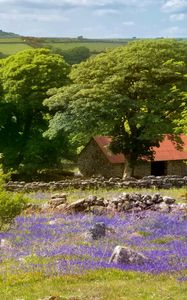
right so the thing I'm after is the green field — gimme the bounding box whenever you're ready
[0,37,186,58]
[0,37,31,55]
[0,37,25,43]
[0,43,31,55]
[44,41,128,52]
[0,37,130,56]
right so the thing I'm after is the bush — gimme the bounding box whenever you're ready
[0,166,28,229]
[0,190,28,229]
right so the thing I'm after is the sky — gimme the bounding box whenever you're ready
[0,0,187,38]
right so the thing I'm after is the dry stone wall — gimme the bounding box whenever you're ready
[6,175,187,192]
[24,191,187,215]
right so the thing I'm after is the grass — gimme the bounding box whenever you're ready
[0,37,31,55]
[0,37,25,42]
[1,269,187,300]
[0,43,32,55]
[150,236,175,244]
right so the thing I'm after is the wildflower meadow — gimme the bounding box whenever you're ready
[1,206,187,299]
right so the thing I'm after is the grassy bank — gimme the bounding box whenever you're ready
[1,269,187,300]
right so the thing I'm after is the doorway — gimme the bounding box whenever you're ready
[151,161,167,176]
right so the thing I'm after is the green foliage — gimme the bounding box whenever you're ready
[50,46,91,65]
[0,165,10,188]
[0,190,28,229]
[0,166,28,229]
[0,48,72,173]
[177,106,187,134]
[45,39,187,176]
[0,51,6,59]
[23,36,44,48]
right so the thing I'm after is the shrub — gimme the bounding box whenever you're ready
[0,166,28,229]
[0,190,28,229]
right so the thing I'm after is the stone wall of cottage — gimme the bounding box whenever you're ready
[78,139,124,178]
[167,160,187,176]
[134,160,187,177]
[134,161,151,178]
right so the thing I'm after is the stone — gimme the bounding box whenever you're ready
[152,194,162,203]
[88,222,107,240]
[129,193,141,202]
[89,206,107,215]
[119,193,130,201]
[48,219,58,225]
[48,198,66,207]
[123,202,133,211]
[178,203,187,211]
[103,199,109,206]
[157,202,170,212]
[55,204,68,212]
[142,194,152,205]
[109,245,148,265]
[109,198,120,210]
[51,193,67,200]
[95,198,105,206]
[107,202,118,211]
[67,198,86,212]
[87,195,97,203]
[117,203,124,212]
[5,176,187,192]
[0,239,12,249]
[41,203,51,212]
[24,204,41,214]
[131,207,142,213]
[38,296,61,300]
[163,196,175,204]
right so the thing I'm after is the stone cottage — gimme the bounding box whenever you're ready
[78,135,187,178]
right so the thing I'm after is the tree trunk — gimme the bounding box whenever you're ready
[16,113,33,167]
[123,155,135,179]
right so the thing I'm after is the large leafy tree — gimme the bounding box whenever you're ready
[0,48,71,173]
[44,40,187,177]
[177,108,187,136]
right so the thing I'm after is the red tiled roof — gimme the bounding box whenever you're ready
[93,134,187,164]
[93,136,125,163]
[153,134,187,161]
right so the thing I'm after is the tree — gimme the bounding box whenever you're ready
[0,52,6,59]
[177,107,187,135]
[0,48,71,173]
[50,46,91,65]
[44,40,187,177]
